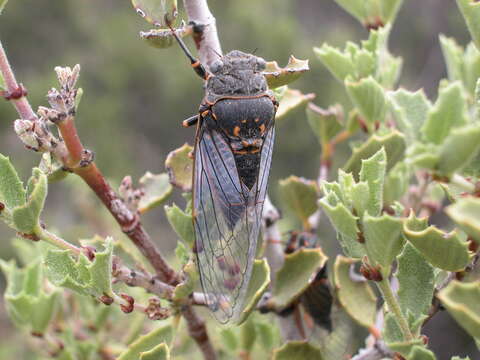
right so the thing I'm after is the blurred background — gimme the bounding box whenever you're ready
[0,0,477,359]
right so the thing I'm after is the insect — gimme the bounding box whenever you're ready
[170,24,278,323]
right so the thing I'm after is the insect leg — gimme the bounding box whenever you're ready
[167,21,210,80]
[182,114,199,127]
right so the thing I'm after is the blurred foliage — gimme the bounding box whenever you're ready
[0,0,480,359]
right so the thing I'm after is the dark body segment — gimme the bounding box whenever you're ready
[210,96,275,190]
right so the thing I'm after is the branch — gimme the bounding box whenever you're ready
[351,341,394,360]
[183,0,222,67]
[0,42,36,120]
[181,306,217,360]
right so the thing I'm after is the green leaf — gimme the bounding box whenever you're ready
[271,248,327,309]
[403,212,471,271]
[343,130,406,179]
[421,82,469,144]
[138,172,173,213]
[174,240,189,265]
[346,76,387,131]
[172,260,198,301]
[388,88,432,142]
[435,123,480,176]
[255,322,275,351]
[319,192,364,258]
[0,260,59,335]
[380,0,404,24]
[276,88,315,120]
[306,103,343,147]
[359,147,387,216]
[333,256,377,328]
[240,317,256,352]
[396,243,435,320]
[237,259,270,324]
[331,0,365,24]
[263,56,310,89]
[0,0,8,15]
[439,36,480,97]
[457,0,480,51]
[446,197,480,242]
[0,154,26,209]
[140,343,170,360]
[382,312,404,343]
[320,306,368,360]
[165,143,193,192]
[12,168,47,233]
[220,328,238,352]
[314,43,357,82]
[141,26,189,49]
[315,25,401,87]
[350,181,370,218]
[437,281,480,340]
[406,346,436,360]
[384,162,410,205]
[165,203,194,247]
[278,176,318,225]
[272,341,323,360]
[118,325,173,360]
[39,153,69,183]
[131,0,178,27]
[44,238,115,298]
[406,142,440,169]
[363,213,405,272]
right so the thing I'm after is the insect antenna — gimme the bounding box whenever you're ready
[166,16,209,80]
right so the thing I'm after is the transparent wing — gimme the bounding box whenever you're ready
[193,122,274,323]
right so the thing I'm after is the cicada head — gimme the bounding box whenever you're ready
[206,51,269,100]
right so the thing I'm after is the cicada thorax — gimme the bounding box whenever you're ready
[209,97,275,190]
[202,50,276,191]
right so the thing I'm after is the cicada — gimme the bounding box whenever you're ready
[170,26,277,323]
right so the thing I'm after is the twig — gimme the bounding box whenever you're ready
[183,0,222,68]
[377,277,414,341]
[263,196,284,282]
[34,225,82,255]
[0,42,35,120]
[181,305,217,360]
[351,340,394,360]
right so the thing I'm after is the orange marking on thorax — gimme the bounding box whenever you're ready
[233,126,241,137]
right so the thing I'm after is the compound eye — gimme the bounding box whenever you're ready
[210,59,224,74]
[255,57,266,71]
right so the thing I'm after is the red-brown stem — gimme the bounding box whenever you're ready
[182,306,217,360]
[58,116,84,167]
[79,163,179,284]
[0,41,36,120]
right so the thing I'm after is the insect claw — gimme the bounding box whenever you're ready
[187,150,194,159]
